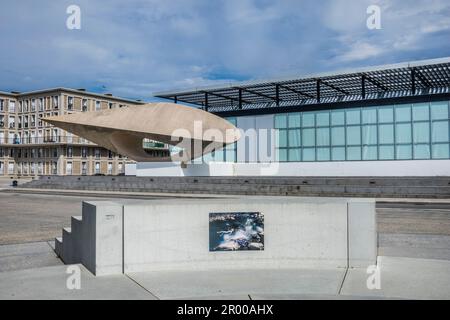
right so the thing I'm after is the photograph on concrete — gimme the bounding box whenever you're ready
[209,212,264,251]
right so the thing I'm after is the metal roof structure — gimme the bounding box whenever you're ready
[154,57,450,114]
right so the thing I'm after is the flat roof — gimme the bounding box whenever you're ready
[0,87,145,104]
[154,57,450,113]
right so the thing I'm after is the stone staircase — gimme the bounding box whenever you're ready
[21,175,450,198]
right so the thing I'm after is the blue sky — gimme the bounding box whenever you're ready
[0,0,449,101]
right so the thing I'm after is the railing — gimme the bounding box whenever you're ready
[0,136,95,145]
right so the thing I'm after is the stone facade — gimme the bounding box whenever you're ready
[0,88,167,176]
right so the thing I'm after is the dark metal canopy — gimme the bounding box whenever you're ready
[154,58,450,114]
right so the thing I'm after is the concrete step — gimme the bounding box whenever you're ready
[21,175,450,198]
[54,237,62,257]
[70,216,83,264]
[61,227,75,264]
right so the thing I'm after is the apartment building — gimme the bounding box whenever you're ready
[0,88,168,176]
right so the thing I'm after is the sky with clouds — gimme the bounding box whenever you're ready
[0,0,449,101]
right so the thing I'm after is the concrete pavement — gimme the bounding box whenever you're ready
[0,256,449,299]
[1,192,450,299]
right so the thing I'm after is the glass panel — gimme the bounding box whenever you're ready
[395,123,412,143]
[395,105,411,122]
[432,144,449,159]
[331,111,345,125]
[302,148,315,161]
[203,152,213,164]
[288,149,301,162]
[302,128,315,147]
[362,146,377,160]
[346,126,361,145]
[316,128,330,146]
[430,101,449,120]
[226,117,237,126]
[412,103,429,121]
[362,108,377,124]
[225,150,236,162]
[331,127,345,146]
[331,147,345,161]
[379,145,394,160]
[278,129,287,147]
[432,121,449,143]
[288,113,301,128]
[302,113,315,127]
[288,129,301,147]
[413,122,430,143]
[316,112,330,126]
[347,147,361,160]
[225,142,236,151]
[378,107,394,123]
[346,109,360,125]
[414,145,430,159]
[396,145,412,160]
[214,149,225,162]
[275,114,287,128]
[362,125,377,145]
[277,149,288,162]
[317,147,330,161]
[379,124,394,144]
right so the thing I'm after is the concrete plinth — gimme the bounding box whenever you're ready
[55,197,376,276]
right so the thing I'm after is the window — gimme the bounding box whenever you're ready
[95,148,100,159]
[8,101,15,112]
[67,96,74,110]
[67,147,73,158]
[8,162,14,174]
[39,98,44,111]
[53,96,59,109]
[107,162,113,175]
[274,100,450,162]
[95,162,100,174]
[82,99,88,112]
[346,109,360,125]
[95,101,101,111]
[66,162,73,175]
[108,102,114,109]
[0,99,4,111]
[430,101,449,120]
[81,162,87,175]
[82,147,88,158]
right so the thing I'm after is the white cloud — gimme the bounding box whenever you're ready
[0,0,448,100]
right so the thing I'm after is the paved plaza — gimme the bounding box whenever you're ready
[0,191,450,299]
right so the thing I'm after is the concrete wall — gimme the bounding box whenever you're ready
[135,159,450,177]
[56,197,376,275]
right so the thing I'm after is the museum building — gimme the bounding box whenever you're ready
[150,57,450,176]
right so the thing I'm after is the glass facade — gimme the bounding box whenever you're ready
[203,117,237,163]
[275,101,450,162]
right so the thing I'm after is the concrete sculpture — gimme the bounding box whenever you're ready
[43,102,240,162]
